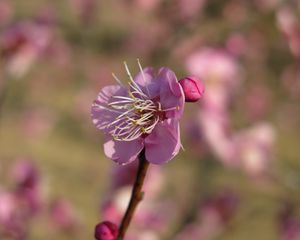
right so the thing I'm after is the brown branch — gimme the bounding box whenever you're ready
[117,149,150,240]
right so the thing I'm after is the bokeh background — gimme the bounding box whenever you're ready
[0,0,300,239]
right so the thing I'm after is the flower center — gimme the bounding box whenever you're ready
[106,93,163,141]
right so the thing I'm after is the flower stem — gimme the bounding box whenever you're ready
[117,149,149,240]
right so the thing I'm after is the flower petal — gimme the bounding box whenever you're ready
[157,67,185,119]
[144,119,181,164]
[133,67,159,99]
[91,85,127,133]
[104,136,144,165]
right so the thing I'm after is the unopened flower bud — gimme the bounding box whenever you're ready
[179,76,205,102]
[95,221,118,240]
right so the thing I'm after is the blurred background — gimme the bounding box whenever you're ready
[0,0,300,239]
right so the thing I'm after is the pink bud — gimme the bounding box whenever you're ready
[179,76,205,102]
[95,221,118,240]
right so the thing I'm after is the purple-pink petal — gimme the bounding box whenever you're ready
[133,67,160,98]
[104,136,144,165]
[91,85,127,133]
[156,67,185,119]
[145,119,181,164]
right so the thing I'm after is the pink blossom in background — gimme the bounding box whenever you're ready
[11,160,39,190]
[186,48,241,166]
[277,7,300,59]
[186,47,275,180]
[177,0,206,20]
[175,190,239,240]
[125,230,160,240]
[186,48,241,84]
[0,191,24,239]
[134,0,161,11]
[0,0,13,26]
[0,159,46,238]
[233,123,275,179]
[199,109,236,166]
[91,63,184,165]
[0,191,17,228]
[1,21,52,78]
[225,33,247,57]
[11,160,42,216]
[279,203,300,240]
[49,198,78,231]
[186,48,242,111]
[70,0,96,25]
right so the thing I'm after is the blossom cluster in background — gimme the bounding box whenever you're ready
[1,0,300,239]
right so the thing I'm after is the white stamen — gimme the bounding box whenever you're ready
[161,106,179,112]
[137,58,150,96]
[112,73,125,86]
[124,61,148,99]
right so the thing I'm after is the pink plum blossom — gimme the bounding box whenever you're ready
[186,48,241,166]
[0,191,27,239]
[0,191,17,227]
[175,190,239,240]
[49,198,78,231]
[176,0,206,20]
[225,33,247,56]
[233,123,275,179]
[0,0,13,26]
[11,160,42,216]
[186,48,242,165]
[199,109,236,166]
[277,7,300,59]
[11,159,39,190]
[1,21,52,78]
[279,203,300,240]
[91,62,184,165]
[186,47,275,180]
[186,48,242,111]
[134,0,162,11]
[70,0,96,25]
